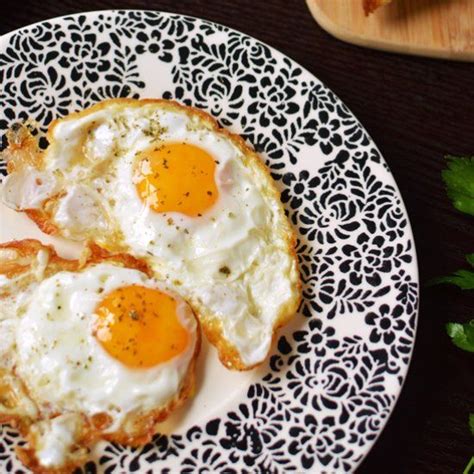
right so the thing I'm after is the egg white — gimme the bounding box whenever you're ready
[10,263,197,431]
[1,100,299,368]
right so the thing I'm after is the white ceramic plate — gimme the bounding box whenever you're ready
[0,10,418,473]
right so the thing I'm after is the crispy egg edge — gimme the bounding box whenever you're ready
[0,238,201,474]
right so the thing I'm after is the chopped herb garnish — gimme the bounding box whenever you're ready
[219,266,231,276]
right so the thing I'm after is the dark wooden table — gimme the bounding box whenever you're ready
[2,1,473,472]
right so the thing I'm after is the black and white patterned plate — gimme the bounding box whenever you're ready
[0,10,419,473]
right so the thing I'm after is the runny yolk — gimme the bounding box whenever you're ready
[134,143,219,217]
[94,285,189,368]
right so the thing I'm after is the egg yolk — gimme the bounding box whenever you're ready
[94,285,190,368]
[134,143,218,217]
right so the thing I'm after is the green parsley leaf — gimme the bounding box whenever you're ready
[470,414,474,435]
[431,270,474,290]
[430,254,474,289]
[464,456,474,474]
[446,320,474,352]
[466,254,474,267]
[442,155,474,216]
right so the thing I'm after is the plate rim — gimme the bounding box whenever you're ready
[0,9,420,472]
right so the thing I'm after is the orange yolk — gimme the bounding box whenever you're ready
[94,285,190,368]
[134,143,218,217]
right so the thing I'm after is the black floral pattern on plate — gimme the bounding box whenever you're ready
[0,10,418,473]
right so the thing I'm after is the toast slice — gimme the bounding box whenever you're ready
[363,0,392,15]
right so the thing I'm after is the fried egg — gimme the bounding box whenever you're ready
[0,240,199,473]
[1,99,301,370]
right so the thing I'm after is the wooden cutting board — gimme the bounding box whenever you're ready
[306,0,474,61]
